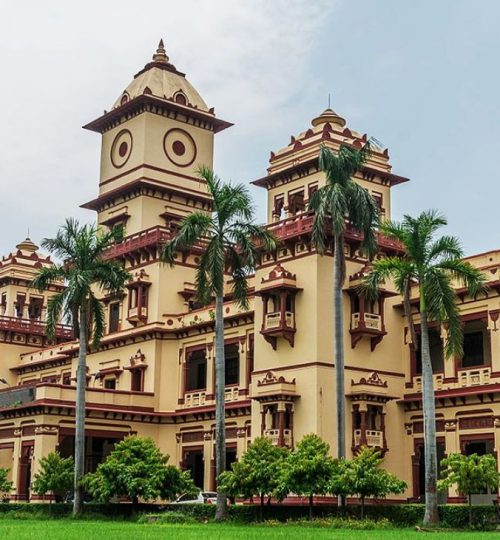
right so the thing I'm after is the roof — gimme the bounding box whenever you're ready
[111,40,209,112]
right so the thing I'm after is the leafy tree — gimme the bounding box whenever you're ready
[309,143,379,471]
[335,447,406,518]
[218,437,288,520]
[438,452,500,526]
[161,166,276,520]
[361,211,486,525]
[84,436,195,506]
[32,219,130,515]
[281,434,336,520]
[32,452,74,508]
[0,467,13,501]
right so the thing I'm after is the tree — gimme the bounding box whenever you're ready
[84,436,195,506]
[335,447,406,519]
[32,452,73,508]
[0,468,13,502]
[161,166,276,520]
[309,144,379,471]
[361,210,486,524]
[438,452,500,526]
[32,218,131,515]
[218,437,288,520]
[282,434,336,520]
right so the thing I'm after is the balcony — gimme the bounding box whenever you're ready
[0,316,73,341]
[459,367,491,387]
[127,306,148,322]
[0,383,154,413]
[350,312,385,350]
[354,429,383,448]
[264,428,292,447]
[264,311,294,330]
[261,311,296,349]
[261,213,404,253]
[352,312,382,331]
[103,226,172,260]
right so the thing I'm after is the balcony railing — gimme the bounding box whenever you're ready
[459,367,491,387]
[351,312,382,331]
[184,391,206,407]
[414,373,444,391]
[224,386,239,402]
[103,226,172,260]
[264,311,294,330]
[354,429,383,447]
[262,213,404,252]
[264,428,292,447]
[0,316,73,340]
[127,306,148,321]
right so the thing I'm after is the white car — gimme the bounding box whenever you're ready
[173,491,218,504]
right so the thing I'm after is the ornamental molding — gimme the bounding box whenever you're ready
[257,371,296,387]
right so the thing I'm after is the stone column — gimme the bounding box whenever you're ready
[206,344,214,400]
[203,431,213,491]
[10,433,21,500]
[277,402,286,447]
[260,404,267,436]
[444,420,459,499]
[238,338,246,393]
[359,403,368,446]
[236,427,247,459]
[488,309,500,374]
[31,427,58,502]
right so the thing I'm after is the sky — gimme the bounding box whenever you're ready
[0,0,499,256]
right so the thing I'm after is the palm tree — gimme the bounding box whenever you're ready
[161,166,276,521]
[309,143,379,464]
[361,210,486,525]
[32,218,130,515]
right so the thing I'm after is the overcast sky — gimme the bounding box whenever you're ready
[0,0,498,256]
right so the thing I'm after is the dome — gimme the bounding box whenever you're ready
[112,40,209,112]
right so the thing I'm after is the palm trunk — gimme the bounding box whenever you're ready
[420,309,439,525]
[214,293,228,521]
[73,304,87,516]
[260,492,264,521]
[333,235,347,511]
[360,495,365,519]
[309,493,314,520]
[468,492,472,527]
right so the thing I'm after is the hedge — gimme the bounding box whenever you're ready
[0,502,497,529]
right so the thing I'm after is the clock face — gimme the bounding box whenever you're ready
[163,128,197,167]
[110,129,133,168]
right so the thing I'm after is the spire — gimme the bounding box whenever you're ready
[311,108,346,128]
[152,39,169,64]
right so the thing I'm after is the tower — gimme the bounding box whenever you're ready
[82,40,231,236]
[81,41,232,330]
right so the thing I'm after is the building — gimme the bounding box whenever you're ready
[0,40,499,503]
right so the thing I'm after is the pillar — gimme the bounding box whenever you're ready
[277,402,286,447]
[206,344,214,399]
[444,420,459,499]
[238,339,246,393]
[203,431,213,491]
[31,427,58,501]
[260,405,267,436]
[359,403,368,446]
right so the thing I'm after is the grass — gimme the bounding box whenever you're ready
[0,520,497,540]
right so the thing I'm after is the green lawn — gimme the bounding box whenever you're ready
[0,521,497,540]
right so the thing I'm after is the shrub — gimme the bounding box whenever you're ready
[137,511,198,524]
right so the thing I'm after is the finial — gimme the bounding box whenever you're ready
[152,38,169,64]
[328,93,331,109]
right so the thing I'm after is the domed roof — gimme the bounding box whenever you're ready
[112,40,209,112]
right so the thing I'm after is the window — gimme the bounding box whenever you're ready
[462,320,490,368]
[416,329,444,374]
[288,190,305,215]
[131,369,143,392]
[225,344,239,386]
[15,294,25,318]
[273,196,284,221]
[109,302,120,333]
[28,297,43,320]
[62,372,72,386]
[186,350,207,391]
[104,378,116,390]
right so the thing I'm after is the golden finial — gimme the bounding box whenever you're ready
[152,39,169,63]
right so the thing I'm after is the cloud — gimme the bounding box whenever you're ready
[0,0,335,253]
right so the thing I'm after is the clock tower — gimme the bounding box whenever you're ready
[82,40,231,236]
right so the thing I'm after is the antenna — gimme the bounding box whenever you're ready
[328,93,331,109]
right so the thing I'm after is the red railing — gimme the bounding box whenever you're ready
[103,226,173,260]
[0,316,73,339]
[264,213,404,252]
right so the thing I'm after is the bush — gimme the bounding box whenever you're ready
[137,511,198,524]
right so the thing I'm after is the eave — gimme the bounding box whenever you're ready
[83,94,233,134]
